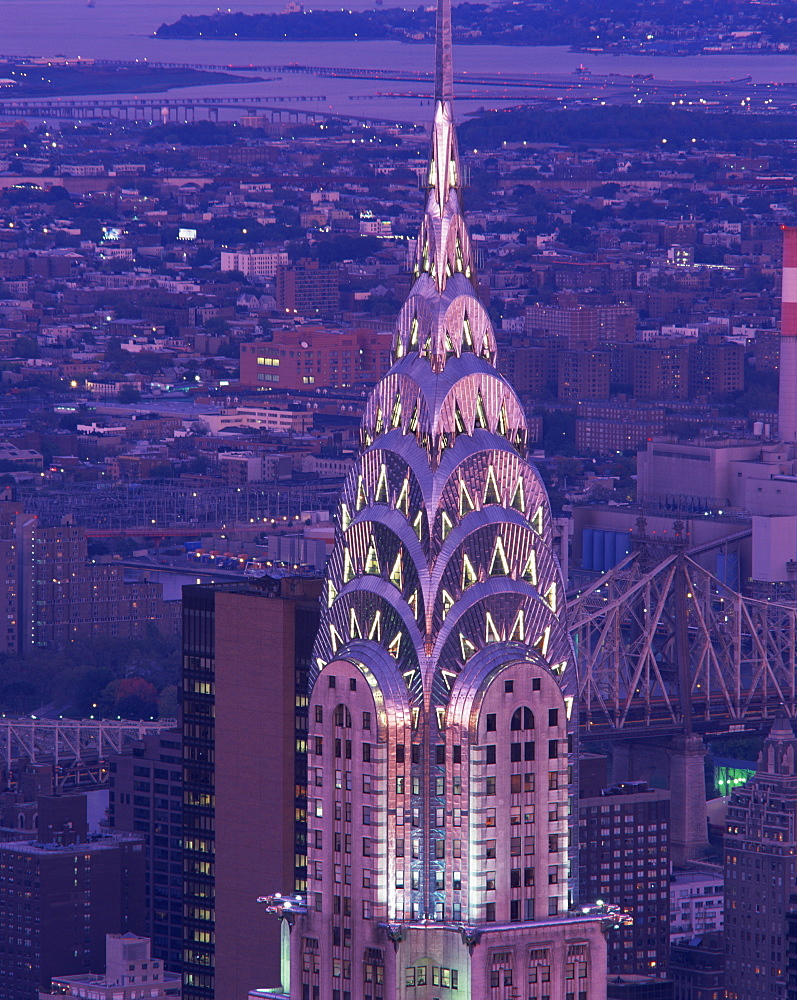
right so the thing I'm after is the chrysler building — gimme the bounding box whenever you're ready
[263,0,616,995]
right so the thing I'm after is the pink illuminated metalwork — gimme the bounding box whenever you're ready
[265,0,612,995]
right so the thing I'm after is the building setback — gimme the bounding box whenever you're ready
[42,932,181,1000]
[180,578,322,1000]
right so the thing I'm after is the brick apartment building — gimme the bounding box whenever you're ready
[275,261,339,316]
[0,500,178,652]
[558,349,611,400]
[0,801,145,1000]
[579,769,671,979]
[239,326,393,391]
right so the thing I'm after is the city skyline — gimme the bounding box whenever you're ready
[2,0,797,998]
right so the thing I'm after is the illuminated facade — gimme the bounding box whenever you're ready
[262,1,613,995]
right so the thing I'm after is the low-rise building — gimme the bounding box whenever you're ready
[669,870,724,941]
[41,933,180,1000]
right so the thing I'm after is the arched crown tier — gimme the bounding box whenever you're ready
[361,359,526,469]
[391,280,497,375]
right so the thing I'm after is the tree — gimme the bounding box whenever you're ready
[98,677,159,719]
[13,335,39,359]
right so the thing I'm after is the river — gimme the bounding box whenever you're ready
[2,0,796,123]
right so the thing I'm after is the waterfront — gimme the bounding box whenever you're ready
[1,0,796,121]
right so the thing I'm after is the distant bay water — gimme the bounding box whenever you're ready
[1,0,796,122]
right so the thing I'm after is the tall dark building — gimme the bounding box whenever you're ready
[181,578,322,1000]
[787,895,797,1000]
[0,828,145,1000]
[579,781,671,978]
[108,729,184,971]
[725,715,797,1000]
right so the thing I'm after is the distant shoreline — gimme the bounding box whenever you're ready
[155,5,797,55]
[0,62,258,98]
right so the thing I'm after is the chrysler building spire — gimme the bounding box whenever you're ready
[264,3,614,995]
[435,0,454,102]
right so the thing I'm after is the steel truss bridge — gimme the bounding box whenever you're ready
[0,718,175,789]
[569,526,795,738]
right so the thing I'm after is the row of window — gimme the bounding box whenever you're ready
[479,740,559,763]
[406,966,458,988]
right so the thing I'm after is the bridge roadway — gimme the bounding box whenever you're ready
[2,59,796,123]
[0,97,408,127]
[5,56,792,94]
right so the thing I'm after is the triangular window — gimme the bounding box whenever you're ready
[459,633,476,662]
[343,548,356,584]
[375,464,389,504]
[364,538,381,575]
[461,553,477,591]
[458,479,475,518]
[489,535,510,577]
[485,612,500,644]
[391,393,402,429]
[474,392,488,430]
[509,608,525,642]
[533,626,551,658]
[483,465,501,506]
[356,476,368,511]
[521,550,538,587]
[498,402,508,438]
[396,478,410,516]
[510,478,525,514]
[390,551,403,591]
[462,315,473,348]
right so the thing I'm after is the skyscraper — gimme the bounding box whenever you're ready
[260,1,613,996]
[181,579,322,1000]
[724,715,797,1000]
[779,226,797,443]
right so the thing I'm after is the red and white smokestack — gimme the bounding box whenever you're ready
[779,226,797,444]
